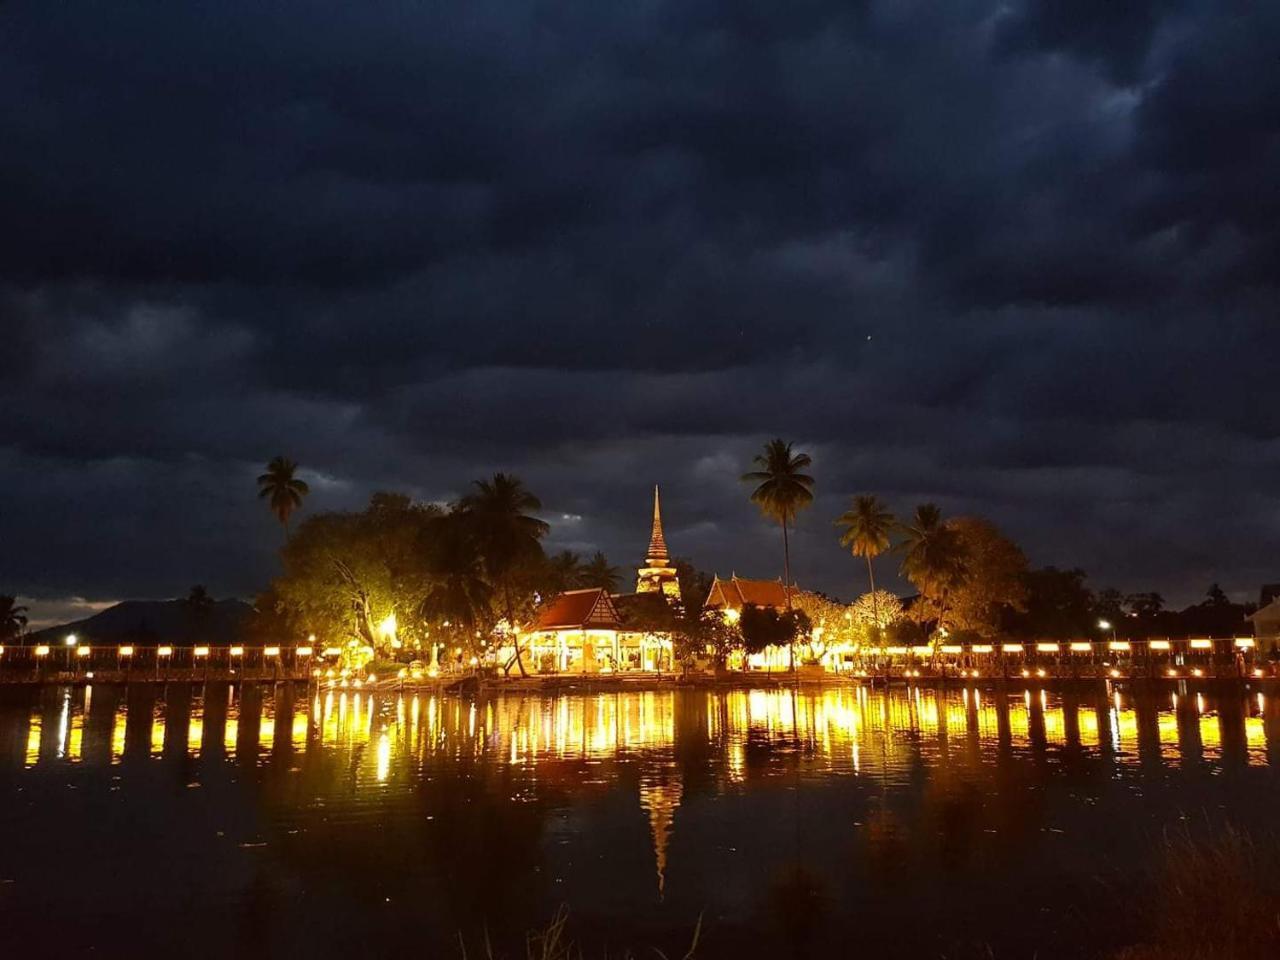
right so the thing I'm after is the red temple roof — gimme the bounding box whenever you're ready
[531,588,622,631]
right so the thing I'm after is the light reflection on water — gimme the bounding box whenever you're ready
[1,682,1278,959]
[10,683,1275,774]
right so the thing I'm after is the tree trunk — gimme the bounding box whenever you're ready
[504,583,527,678]
[782,517,795,673]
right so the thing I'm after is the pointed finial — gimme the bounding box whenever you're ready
[646,484,669,562]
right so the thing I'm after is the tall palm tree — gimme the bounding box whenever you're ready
[835,495,895,629]
[257,456,310,540]
[743,439,815,672]
[897,503,967,644]
[460,473,550,677]
[0,595,28,642]
[421,514,494,653]
[580,551,621,593]
[742,439,815,609]
[545,550,583,595]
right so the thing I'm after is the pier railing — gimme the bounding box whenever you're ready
[0,643,320,682]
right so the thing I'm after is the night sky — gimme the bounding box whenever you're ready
[4,2,1279,625]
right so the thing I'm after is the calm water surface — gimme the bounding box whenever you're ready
[1,682,1276,958]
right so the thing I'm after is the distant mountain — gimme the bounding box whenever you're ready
[29,598,253,647]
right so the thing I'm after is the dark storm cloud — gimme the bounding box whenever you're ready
[2,0,1279,615]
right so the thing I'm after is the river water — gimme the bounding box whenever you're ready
[0,682,1275,958]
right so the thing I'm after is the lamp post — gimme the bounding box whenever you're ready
[1098,619,1116,643]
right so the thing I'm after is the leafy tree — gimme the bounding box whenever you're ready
[420,510,494,654]
[185,584,214,611]
[1205,583,1230,607]
[580,551,621,593]
[739,603,810,669]
[1126,591,1165,619]
[793,591,858,661]
[275,492,441,654]
[942,517,1028,636]
[1094,587,1126,625]
[257,456,310,540]
[742,439,814,610]
[835,494,895,629]
[897,504,968,638]
[460,473,550,677]
[542,550,583,596]
[674,558,713,616]
[0,595,28,642]
[850,590,904,633]
[1006,567,1095,639]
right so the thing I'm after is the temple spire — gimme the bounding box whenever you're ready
[647,484,668,562]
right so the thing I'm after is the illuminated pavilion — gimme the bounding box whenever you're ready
[521,487,680,673]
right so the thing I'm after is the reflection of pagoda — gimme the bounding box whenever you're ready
[635,485,682,606]
[638,770,684,899]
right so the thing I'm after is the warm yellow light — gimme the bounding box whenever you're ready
[76,646,91,657]
[1234,638,1254,649]
[469,656,479,666]
[1149,640,1171,651]
[65,634,78,646]
[1190,639,1213,650]
[941,644,962,654]
[1109,641,1131,651]
[886,646,908,655]
[35,645,50,657]
[230,646,244,656]
[969,669,980,678]
[911,645,932,656]
[296,646,313,657]
[1097,619,1111,631]
[0,646,4,656]
[1109,669,1121,678]
[1002,643,1024,653]
[119,645,134,656]
[1191,668,1204,677]
[1253,668,1264,678]
[1070,642,1092,652]
[264,646,280,657]
[378,612,398,641]
[193,646,210,657]
[307,633,316,643]
[1020,668,1030,677]
[157,646,173,657]
[971,644,993,654]
[1036,668,1046,678]
[1036,643,1060,653]
[322,647,342,657]
[1167,668,1178,677]
[723,608,740,625]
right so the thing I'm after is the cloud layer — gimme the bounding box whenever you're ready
[3,1,1279,612]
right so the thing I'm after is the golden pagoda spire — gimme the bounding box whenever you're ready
[647,484,668,562]
[635,484,681,604]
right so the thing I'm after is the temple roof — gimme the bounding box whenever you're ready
[704,575,800,611]
[531,588,621,631]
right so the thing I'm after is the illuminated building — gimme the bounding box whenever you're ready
[520,491,680,672]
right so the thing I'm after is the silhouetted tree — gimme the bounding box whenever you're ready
[742,439,814,612]
[460,473,549,677]
[0,595,28,642]
[579,552,621,593]
[257,456,310,540]
[835,494,895,634]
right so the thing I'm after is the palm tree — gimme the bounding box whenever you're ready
[421,514,494,659]
[257,457,310,540]
[743,439,815,671]
[545,550,583,595]
[835,495,895,630]
[460,473,550,677]
[897,503,967,645]
[0,595,28,642]
[742,439,815,607]
[580,551,621,593]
